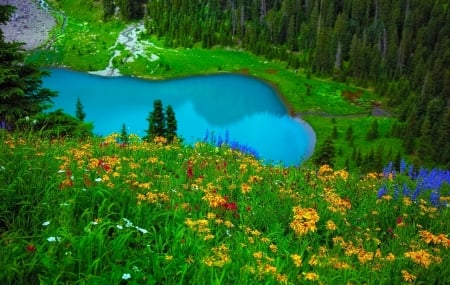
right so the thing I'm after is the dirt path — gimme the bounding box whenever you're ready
[296,106,392,118]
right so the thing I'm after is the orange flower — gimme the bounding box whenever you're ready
[241,183,251,194]
[401,270,416,283]
[404,249,432,268]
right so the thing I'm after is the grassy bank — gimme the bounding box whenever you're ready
[1,133,449,284]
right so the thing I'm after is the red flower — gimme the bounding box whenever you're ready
[26,244,36,253]
[187,166,193,178]
[186,161,194,179]
[396,216,403,225]
[225,202,237,211]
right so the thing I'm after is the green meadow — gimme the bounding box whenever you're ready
[1,133,449,284]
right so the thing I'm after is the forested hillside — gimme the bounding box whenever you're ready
[106,0,449,167]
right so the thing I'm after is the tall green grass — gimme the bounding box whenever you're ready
[1,133,448,284]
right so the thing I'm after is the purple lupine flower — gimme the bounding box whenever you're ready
[217,135,224,147]
[402,183,410,197]
[377,186,387,199]
[224,130,230,145]
[408,165,414,179]
[393,185,399,201]
[429,191,440,208]
[210,131,216,145]
[203,129,209,142]
[411,185,422,202]
[400,160,407,173]
[383,161,394,178]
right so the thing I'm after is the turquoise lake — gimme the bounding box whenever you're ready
[42,68,316,166]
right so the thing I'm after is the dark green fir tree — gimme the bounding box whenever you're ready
[145,99,166,141]
[0,4,56,130]
[165,105,177,143]
[314,135,336,166]
[75,97,86,121]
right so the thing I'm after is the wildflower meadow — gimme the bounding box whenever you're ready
[0,132,449,284]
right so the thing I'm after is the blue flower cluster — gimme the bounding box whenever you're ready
[379,160,450,208]
[202,129,260,159]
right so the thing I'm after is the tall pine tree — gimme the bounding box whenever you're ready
[165,105,177,143]
[0,4,56,130]
[145,99,166,141]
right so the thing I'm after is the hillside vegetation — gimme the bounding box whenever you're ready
[1,133,449,284]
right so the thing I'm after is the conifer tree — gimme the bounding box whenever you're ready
[366,120,379,140]
[345,126,354,141]
[102,0,115,20]
[331,126,338,139]
[145,99,165,141]
[313,135,335,166]
[75,97,86,121]
[0,4,56,130]
[165,105,177,143]
[120,123,128,144]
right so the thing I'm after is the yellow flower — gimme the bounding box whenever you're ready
[308,255,319,266]
[204,234,215,241]
[276,273,288,284]
[206,212,216,219]
[385,253,396,261]
[269,243,278,253]
[260,237,271,243]
[303,272,319,281]
[253,251,263,259]
[203,244,230,267]
[241,183,251,194]
[382,194,392,201]
[224,220,234,228]
[401,270,416,283]
[248,175,263,183]
[290,207,320,236]
[165,255,173,261]
[186,256,194,264]
[262,264,277,274]
[404,249,432,268]
[202,191,227,208]
[290,254,303,267]
[403,197,412,206]
[333,260,351,269]
[326,220,337,231]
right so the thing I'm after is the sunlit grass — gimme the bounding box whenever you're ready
[1,132,448,284]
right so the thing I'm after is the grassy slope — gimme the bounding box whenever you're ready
[28,0,402,166]
[1,133,449,284]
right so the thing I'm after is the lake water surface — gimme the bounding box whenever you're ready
[42,68,315,166]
